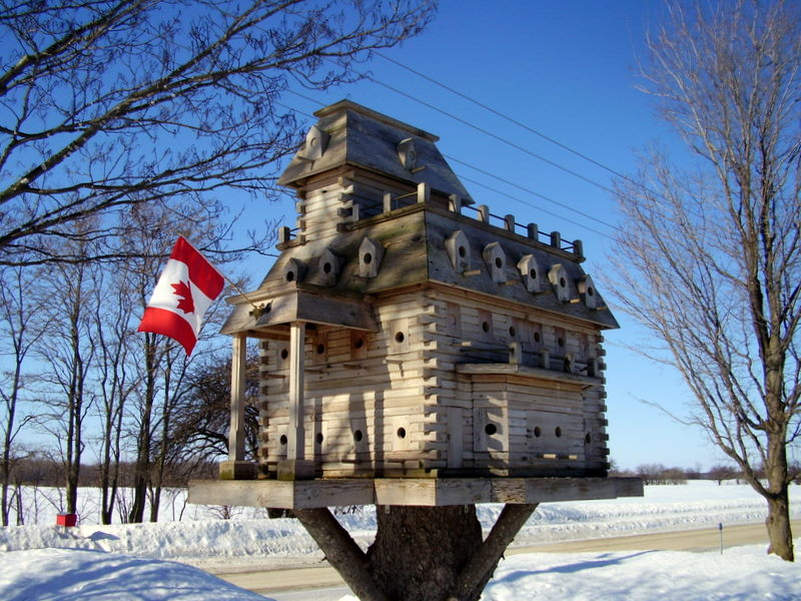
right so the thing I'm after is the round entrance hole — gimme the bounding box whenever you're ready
[533,332,541,343]
[534,426,541,438]
[394,332,405,343]
[587,287,594,296]
[458,245,466,258]
[559,277,566,288]
[482,321,490,333]
[555,427,562,438]
[285,270,295,282]
[354,337,364,349]
[323,262,332,274]
[494,257,503,268]
[529,269,537,279]
[484,423,497,436]
[363,252,372,265]
[397,427,407,439]
[585,433,592,444]
[558,337,565,347]
[316,432,324,444]
[280,349,288,360]
[353,429,363,442]
[316,344,325,354]
[279,434,287,446]
[508,326,516,337]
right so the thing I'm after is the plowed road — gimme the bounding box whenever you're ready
[210,520,800,597]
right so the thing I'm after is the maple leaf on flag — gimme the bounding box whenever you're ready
[171,280,195,314]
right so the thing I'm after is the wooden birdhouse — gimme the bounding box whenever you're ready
[191,100,640,510]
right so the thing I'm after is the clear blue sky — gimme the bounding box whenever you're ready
[237,1,727,471]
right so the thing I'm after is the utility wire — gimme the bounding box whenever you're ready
[365,74,618,197]
[445,154,621,232]
[281,89,621,240]
[456,172,616,241]
[375,50,647,193]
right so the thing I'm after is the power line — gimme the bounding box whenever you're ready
[455,173,617,241]
[281,89,620,241]
[365,74,619,197]
[444,154,621,233]
[375,50,647,193]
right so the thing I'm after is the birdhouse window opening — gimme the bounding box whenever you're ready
[364,252,373,264]
[533,331,541,343]
[587,286,594,296]
[533,426,542,438]
[559,277,566,288]
[494,257,503,268]
[394,331,406,343]
[280,348,289,360]
[585,433,592,444]
[353,337,365,349]
[508,326,516,338]
[280,434,288,446]
[316,433,324,444]
[458,245,466,258]
[316,344,326,354]
[484,423,497,436]
[354,429,364,442]
[482,321,490,333]
[286,270,295,282]
[558,337,565,347]
[530,269,537,279]
[397,427,407,439]
[555,427,562,438]
[323,261,333,274]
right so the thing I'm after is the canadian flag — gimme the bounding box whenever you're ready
[138,237,225,355]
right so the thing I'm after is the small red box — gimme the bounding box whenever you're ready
[56,513,77,527]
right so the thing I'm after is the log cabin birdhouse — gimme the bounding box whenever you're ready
[197,100,640,509]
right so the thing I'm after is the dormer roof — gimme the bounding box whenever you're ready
[278,100,472,202]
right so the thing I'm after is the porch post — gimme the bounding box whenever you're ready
[279,321,314,480]
[219,332,255,480]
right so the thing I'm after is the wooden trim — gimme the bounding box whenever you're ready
[287,321,306,461]
[228,333,247,462]
[187,477,643,509]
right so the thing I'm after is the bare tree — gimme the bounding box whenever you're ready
[0,0,436,266]
[89,263,138,525]
[35,232,99,514]
[611,0,801,561]
[0,265,45,525]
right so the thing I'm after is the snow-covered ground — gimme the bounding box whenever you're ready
[1,481,799,600]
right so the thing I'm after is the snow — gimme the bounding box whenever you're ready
[0,482,799,600]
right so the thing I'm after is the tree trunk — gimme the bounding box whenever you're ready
[296,503,537,601]
[766,490,794,561]
[367,505,483,601]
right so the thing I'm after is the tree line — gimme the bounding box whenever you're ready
[0,0,435,528]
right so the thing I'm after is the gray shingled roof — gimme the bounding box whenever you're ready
[278,100,473,202]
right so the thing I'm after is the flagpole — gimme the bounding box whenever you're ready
[178,235,267,318]
[221,274,267,317]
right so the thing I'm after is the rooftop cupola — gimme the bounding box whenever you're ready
[278,100,472,242]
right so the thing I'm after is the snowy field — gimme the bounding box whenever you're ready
[1,481,799,600]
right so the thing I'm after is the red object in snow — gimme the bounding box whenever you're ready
[56,513,77,527]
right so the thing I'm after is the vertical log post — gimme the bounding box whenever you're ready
[279,321,314,480]
[219,332,255,480]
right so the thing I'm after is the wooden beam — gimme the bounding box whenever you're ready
[229,333,247,462]
[287,321,306,461]
[188,477,643,509]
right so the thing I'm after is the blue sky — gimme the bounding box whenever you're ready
[237,0,728,471]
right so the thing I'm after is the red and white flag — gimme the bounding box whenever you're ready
[138,237,225,355]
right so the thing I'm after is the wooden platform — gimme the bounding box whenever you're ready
[187,476,643,509]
